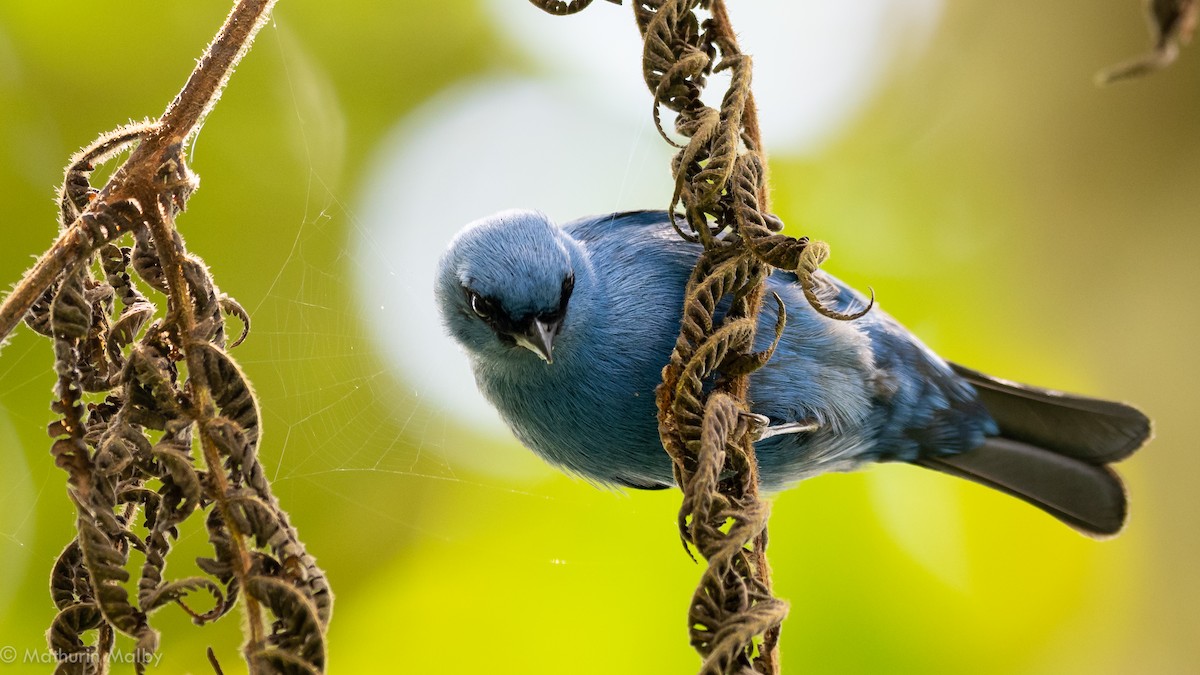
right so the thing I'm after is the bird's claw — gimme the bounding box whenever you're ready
[741,412,818,441]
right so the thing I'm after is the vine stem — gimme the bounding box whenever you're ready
[709,0,768,214]
[707,0,770,405]
[144,202,267,664]
[706,1,780,671]
[0,0,278,354]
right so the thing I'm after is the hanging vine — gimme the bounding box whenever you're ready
[0,1,331,673]
[531,2,870,673]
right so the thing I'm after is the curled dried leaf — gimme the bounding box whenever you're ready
[183,257,226,344]
[194,342,261,450]
[52,271,92,340]
[197,508,238,582]
[100,244,149,308]
[720,292,786,377]
[49,338,91,488]
[107,302,155,364]
[1099,0,1198,83]
[245,576,326,673]
[142,575,226,623]
[250,651,321,675]
[152,440,204,518]
[623,1,794,670]
[93,433,135,478]
[124,342,182,428]
[25,283,58,337]
[47,602,112,675]
[221,491,333,627]
[77,198,146,252]
[221,294,251,348]
[75,515,139,634]
[51,541,92,610]
[132,228,170,294]
[796,242,875,322]
[58,122,156,230]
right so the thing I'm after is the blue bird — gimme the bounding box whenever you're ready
[435,209,1150,536]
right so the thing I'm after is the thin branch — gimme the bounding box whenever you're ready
[157,0,278,144]
[0,230,88,351]
[0,0,277,354]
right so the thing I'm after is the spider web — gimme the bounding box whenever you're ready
[230,23,577,532]
[240,38,471,496]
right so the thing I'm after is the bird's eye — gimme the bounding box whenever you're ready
[560,274,575,309]
[468,291,488,319]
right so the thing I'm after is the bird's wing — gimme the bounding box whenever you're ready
[562,210,675,244]
[769,271,996,463]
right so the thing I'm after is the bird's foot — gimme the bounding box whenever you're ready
[742,412,819,441]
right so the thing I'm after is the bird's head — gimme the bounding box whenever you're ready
[435,209,580,365]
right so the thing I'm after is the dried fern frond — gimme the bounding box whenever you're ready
[0,1,333,672]
[528,1,876,672]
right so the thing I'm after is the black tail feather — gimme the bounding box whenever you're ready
[950,363,1151,464]
[921,364,1152,537]
[919,438,1127,537]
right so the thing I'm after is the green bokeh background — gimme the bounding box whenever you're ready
[1,1,1197,673]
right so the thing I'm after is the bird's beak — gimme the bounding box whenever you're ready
[515,318,559,364]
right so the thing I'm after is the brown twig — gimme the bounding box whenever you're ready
[0,0,277,354]
[0,230,87,352]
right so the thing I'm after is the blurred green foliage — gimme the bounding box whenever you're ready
[0,1,1197,673]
